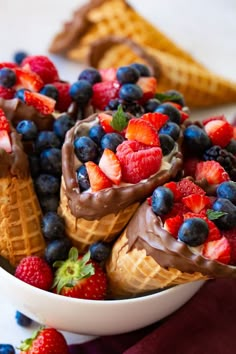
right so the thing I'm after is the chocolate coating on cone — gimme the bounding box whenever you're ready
[126,202,236,278]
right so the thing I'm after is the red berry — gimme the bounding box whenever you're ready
[0,62,17,70]
[202,236,231,264]
[204,119,234,147]
[0,86,15,99]
[52,81,72,112]
[222,228,236,265]
[182,194,211,213]
[99,67,117,81]
[0,109,11,132]
[137,76,157,103]
[92,80,120,110]
[183,157,201,178]
[21,55,59,84]
[85,161,113,192]
[141,112,169,131]
[98,112,115,133]
[24,91,56,115]
[14,67,44,92]
[163,181,182,201]
[176,178,206,198]
[0,129,12,153]
[99,148,122,185]
[202,114,226,126]
[164,215,183,238]
[195,161,230,185]
[125,118,160,146]
[15,256,53,290]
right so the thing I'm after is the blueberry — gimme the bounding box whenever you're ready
[13,50,28,65]
[88,124,105,145]
[28,154,40,178]
[105,98,121,111]
[144,98,161,113]
[15,311,32,327]
[14,88,29,101]
[16,120,38,141]
[0,68,16,88]
[76,165,90,191]
[100,132,125,152]
[35,174,60,195]
[212,198,236,230]
[178,217,209,246]
[152,186,174,216]
[44,238,72,265]
[40,148,62,176]
[38,194,59,213]
[89,242,111,262]
[155,103,181,125]
[40,84,59,101]
[163,89,185,107]
[116,66,140,84]
[159,122,180,141]
[129,63,151,77]
[69,79,93,105]
[226,139,236,155]
[216,181,236,205]
[159,134,176,155]
[74,136,98,162]
[119,83,143,102]
[78,67,102,85]
[183,125,212,155]
[0,344,15,354]
[53,113,75,141]
[35,131,61,153]
[41,212,65,240]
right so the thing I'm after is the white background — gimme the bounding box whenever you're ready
[0,0,236,350]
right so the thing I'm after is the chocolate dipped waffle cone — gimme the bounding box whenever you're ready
[0,128,45,266]
[58,112,183,251]
[106,202,236,299]
[87,37,236,108]
[49,0,202,68]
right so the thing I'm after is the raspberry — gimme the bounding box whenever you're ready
[52,81,72,112]
[15,256,53,290]
[0,86,15,99]
[21,55,59,84]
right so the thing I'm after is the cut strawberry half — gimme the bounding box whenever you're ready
[202,115,226,126]
[92,80,120,110]
[0,130,12,153]
[141,112,169,131]
[99,68,117,82]
[0,109,11,132]
[204,119,233,148]
[163,181,182,201]
[176,178,206,198]
[24,91,56,115]
[137,76,157,103]
[182,194,211,213]
[125,118,160,146]
[14,67,44,92]
[99,148,122,185]
[85,161,113,192]
[164,215,183,238]
[98,113,115,133]
[195,161,230,185]
[0,62,17,70]
[202,236,231,265]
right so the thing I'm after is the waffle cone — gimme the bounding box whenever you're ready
[58,178,139,251]
[106,231,208,299]
[0,174,46,266]
[87,37,236,108]
[49,0,202,68]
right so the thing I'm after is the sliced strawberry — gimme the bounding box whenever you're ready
[85,161,113,192]
[0,86,15,99]
[116,140,162,183]
[195,161,230,184]
[92,80,120,110]
[163,181,182,201]
[0,130,12,153]
[141,112,169,131]
[183,212,221,242]
[137,76,157,103]
[24,91,56,115]
[202,236,231,264]
[125,118,160,146]
[222,228,236,265]
[164,215,183,238]
[98,112,115,133]
[147,196,152,205]
[176,178,206,198]
[202,115,226,126]
[99,148,122,185]
[14,67,44,92]
[183,157,201,178]
[204,119,233,148]
[0,109,11,132]
[182,194,211,213]
[99,68,117,81]
[0,62,17,70]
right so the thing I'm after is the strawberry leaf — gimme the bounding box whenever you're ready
[110,105,128,131]
[207,209,227,220]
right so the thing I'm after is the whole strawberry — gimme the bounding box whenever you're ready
[19,327,70,354]
[15,256,53,290]
[53,247,107,300]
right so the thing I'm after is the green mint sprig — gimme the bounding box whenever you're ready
[206,209,227,221]
[110,105,128,132]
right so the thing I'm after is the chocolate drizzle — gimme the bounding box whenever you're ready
[126,202,236,278]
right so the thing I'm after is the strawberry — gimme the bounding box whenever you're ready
[0,130,12,153]
[0,109,11,132]
[195,161,230,184]
[162,202,189,221]
[99,67,117,81]
[202,114,226,126]
[52,81,72,112]
[176,178,206,198]
[99,148,122,185]
[0,62,17,70]
[98,112,115,133]
[137,76,157,103]
[182,194,211,213]
[0,86,15,99]
[24,91,56,115]
[92,80,120,110]
[116,140,162,183]
[125,118,160,146]
[15,256,53,291]
[85,161,113,192]
[141,112,169,131]
[202,236,231,264]
[19,327,70,354]
[53,247,107,300]
[14,67,44,92]
[222,228,236,265]
[21,55,59,84]
[164,215,183,238]
[204,119,234,147]
[163,181,182,201]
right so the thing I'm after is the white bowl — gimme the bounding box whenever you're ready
[0,267,205,336]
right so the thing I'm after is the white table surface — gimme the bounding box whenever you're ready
[0,0,236,350]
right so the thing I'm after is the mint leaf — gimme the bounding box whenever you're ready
[207,209,227,221]
[155,92,181,103]
[110,105,128,131]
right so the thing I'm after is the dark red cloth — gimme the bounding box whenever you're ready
[69,278,236,354]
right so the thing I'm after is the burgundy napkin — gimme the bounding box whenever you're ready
[69,278,236,354]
